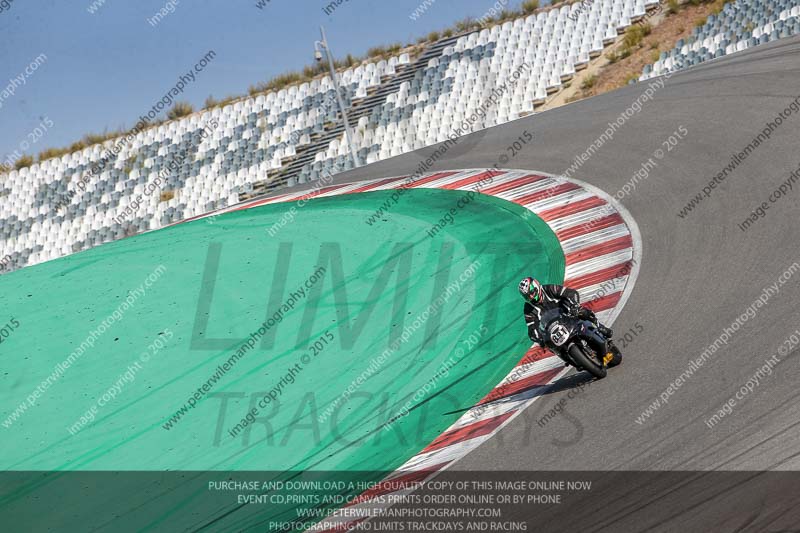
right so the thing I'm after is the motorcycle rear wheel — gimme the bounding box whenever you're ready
[568,344,607,379]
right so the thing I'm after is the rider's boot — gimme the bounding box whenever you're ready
[604,339,622,367]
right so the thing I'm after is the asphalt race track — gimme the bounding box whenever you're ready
[272,35,800,531]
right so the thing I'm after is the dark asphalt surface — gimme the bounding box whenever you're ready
[274,36,800,532]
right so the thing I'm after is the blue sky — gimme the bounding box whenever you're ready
[0,0,534,162]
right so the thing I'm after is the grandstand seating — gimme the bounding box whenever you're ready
[5,0,758,274]
[640,0,800,80]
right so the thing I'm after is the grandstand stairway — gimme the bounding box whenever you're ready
[8,0,800,274]
[241,35,463,200]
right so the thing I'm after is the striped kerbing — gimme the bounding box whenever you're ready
[186,169,641,532]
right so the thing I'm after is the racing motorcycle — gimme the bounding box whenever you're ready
[539,307,621,379]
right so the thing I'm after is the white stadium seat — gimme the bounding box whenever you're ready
[15,0,796,271]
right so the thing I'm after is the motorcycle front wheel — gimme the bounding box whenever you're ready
[567,343,607,379]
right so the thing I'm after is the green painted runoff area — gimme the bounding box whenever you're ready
[0,188,564,531]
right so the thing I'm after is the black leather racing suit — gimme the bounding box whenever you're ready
[523,284,614,363]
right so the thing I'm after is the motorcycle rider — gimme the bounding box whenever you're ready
[518,277,621,367]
